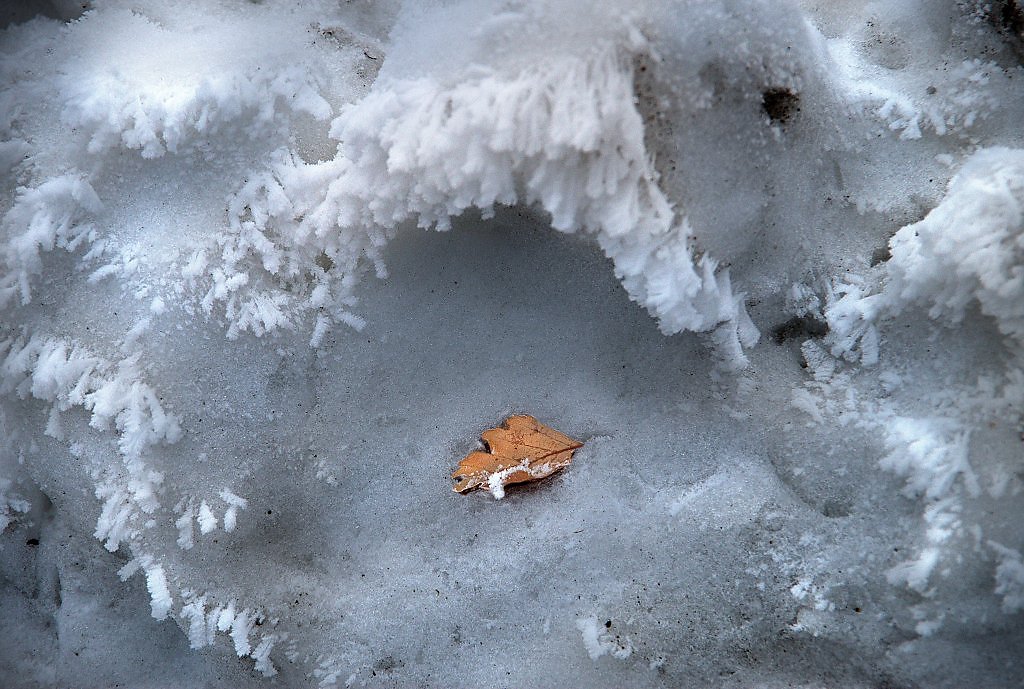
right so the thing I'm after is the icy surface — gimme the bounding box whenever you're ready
[1,0,1023,687]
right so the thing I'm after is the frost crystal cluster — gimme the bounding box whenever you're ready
[1,0,1022,687]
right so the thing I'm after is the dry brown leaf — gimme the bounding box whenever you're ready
[452,415,583,498]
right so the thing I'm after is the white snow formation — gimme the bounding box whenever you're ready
[1,0,1023,687]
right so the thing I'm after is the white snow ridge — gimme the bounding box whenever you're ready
[1,0,1022,687]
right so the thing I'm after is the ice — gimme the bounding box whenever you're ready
[1,0,1023,687]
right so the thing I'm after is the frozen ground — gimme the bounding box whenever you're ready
[1,1,1023,687]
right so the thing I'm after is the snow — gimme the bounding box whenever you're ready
[0,0,1023,687]
[990,541,1024,613]
[576,617,633,660]
[143,559,173,620]
[888,147,1024,339]
[196,500,217,534]
[1,175,102,307]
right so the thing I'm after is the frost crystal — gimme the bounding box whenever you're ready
[0,0,1022,686]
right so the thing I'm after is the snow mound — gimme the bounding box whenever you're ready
[886,147,1024,340]
[199,3,759,359]
[1,0,1023,687]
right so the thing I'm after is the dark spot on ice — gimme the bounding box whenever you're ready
[314,252,334,272]
[997,0,1024,37]
[771,316,828,344]
[875,677,914,689]
[762,88,800,124]
[822,499,850,518]
[870,245,892,266]
[374,655,403,672]
[26,538,39,546]
[605,619,612,628]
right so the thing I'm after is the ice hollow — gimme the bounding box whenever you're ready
[1,1,1023,687]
